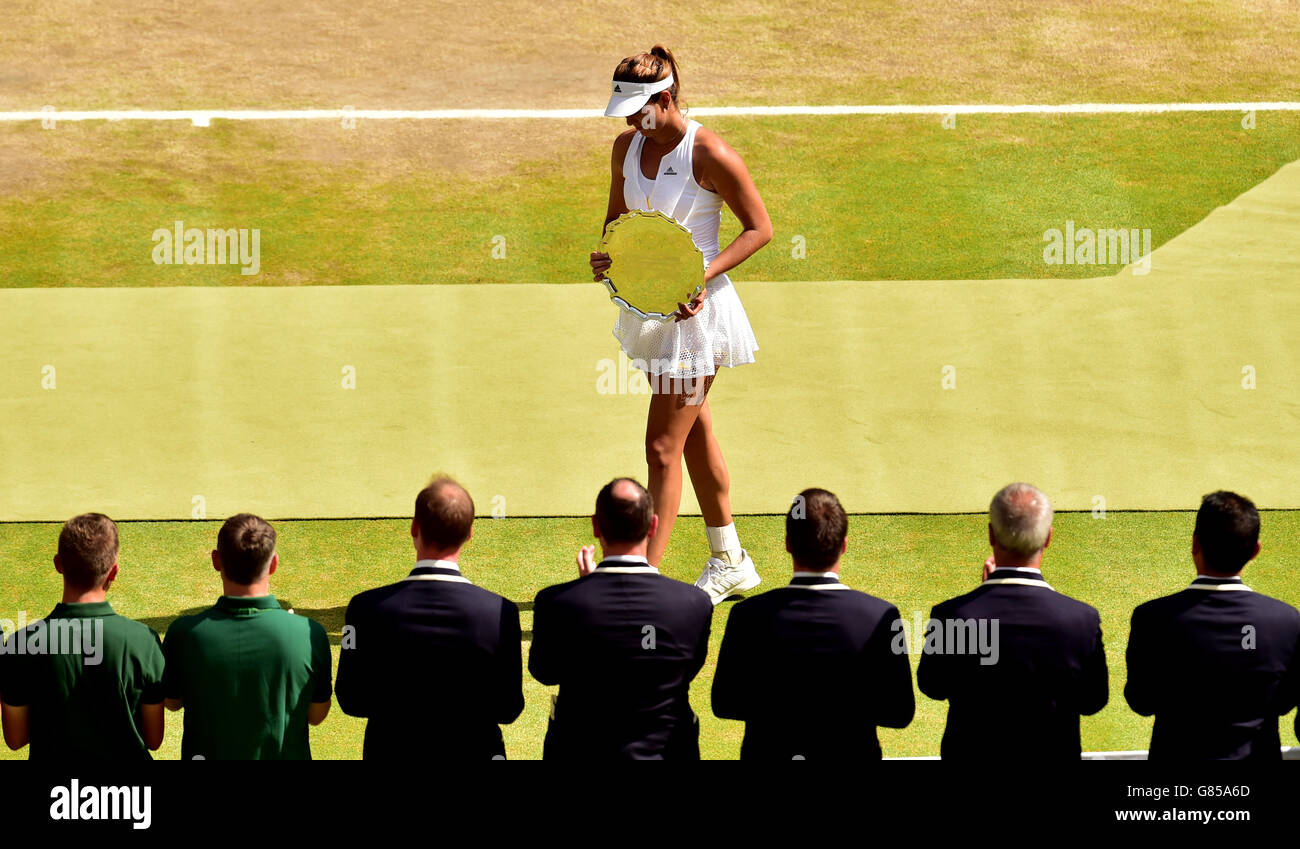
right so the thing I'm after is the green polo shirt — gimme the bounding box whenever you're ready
[0,601,165,761]
[162,595,331,760]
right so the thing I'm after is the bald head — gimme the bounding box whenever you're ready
[594,478,654,544]
[414,475,474,555]
[989,483,1053,559]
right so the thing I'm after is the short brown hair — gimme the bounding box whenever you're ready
[217,514,277,585]
[613,44,684,110]
[594,478,654,543]
[1195,490,1260,574]
[58,513,119,589]
[414,476,475,552]
[786,489,848,570]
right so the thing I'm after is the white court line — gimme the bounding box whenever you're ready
[2,103,1297,126]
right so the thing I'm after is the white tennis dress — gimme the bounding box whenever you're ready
[612,118,760,379]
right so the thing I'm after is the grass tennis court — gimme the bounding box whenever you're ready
[3,0,1299,760]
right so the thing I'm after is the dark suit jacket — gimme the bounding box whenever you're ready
[529,560,713,760]
[917,568,1108,760]
[712,573,915,760]
[335,563,524,760]
[1125,575,1300,760]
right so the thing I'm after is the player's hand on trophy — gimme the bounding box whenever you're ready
[590,251,611,282]
[577,544,598,577]
[673,287,706,322]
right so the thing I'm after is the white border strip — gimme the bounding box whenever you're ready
[2,102,1297,126]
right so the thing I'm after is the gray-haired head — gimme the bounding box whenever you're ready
[989,483,1053,557]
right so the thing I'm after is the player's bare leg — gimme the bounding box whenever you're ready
[644,373,710,568]
[682,398,731,527]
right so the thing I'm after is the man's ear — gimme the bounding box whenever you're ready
[591,515,600,540]
[785,536,792,554]
[988,523,996,548]
[647,513,659,540]
[54,554,63,575]
[840,535,848,555]
[267,552,279,577]
[1043,526,1053,550]
[1250,541,1261,563]
[211,549,222,573]
[101,562,120,591]
[411,519,419,544]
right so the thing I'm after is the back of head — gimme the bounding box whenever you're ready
[989,483,1053,557]
[414,475,475,553]
[1194,490,1259,575]
[613,44,684,110]
[217,514,277,585]
[58,513,119,591]
[594,478,654,544]
[786,488,848,570]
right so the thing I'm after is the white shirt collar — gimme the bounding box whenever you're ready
[792,570,839,580]
[991,566,1042,573]
[600,554,652,566]
[414,558,461,572]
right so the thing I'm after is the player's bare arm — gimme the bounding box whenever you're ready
[590,128,637,282]
[694,128,772,283]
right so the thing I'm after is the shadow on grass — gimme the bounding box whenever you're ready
[138,602,346,645]
[139,600,535,644]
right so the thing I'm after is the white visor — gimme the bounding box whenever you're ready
[604,74,674,118]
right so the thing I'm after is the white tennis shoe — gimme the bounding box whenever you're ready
[694,550,761,605]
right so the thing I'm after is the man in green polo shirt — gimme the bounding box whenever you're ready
[0,513,166,760]
[163,513,332,759]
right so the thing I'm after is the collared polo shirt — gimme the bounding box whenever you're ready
[162,595,332,760]
[0,600,164,761]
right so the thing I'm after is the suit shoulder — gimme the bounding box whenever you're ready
[534,577,584,605]
[662,573,711,599]
[1246,590,1300,624]
[1050,589,1101,619]
[846,589,901,613]
[346,582,401,610]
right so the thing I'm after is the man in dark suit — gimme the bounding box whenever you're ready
[712,488,914,759]
[917,483,1108,760]
[530,478,713,760]
[336,476,524,760]
[1125,490,1300,760]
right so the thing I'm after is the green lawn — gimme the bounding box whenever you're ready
[2,511,1297,759]
[2,112,1299,287]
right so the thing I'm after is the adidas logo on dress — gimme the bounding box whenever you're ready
[664,167,677,175]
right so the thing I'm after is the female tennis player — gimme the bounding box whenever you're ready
[588,45,772,604]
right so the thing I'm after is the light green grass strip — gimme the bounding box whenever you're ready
[2,160,1298,519]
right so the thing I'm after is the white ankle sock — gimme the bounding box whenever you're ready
[706,522,743,566]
